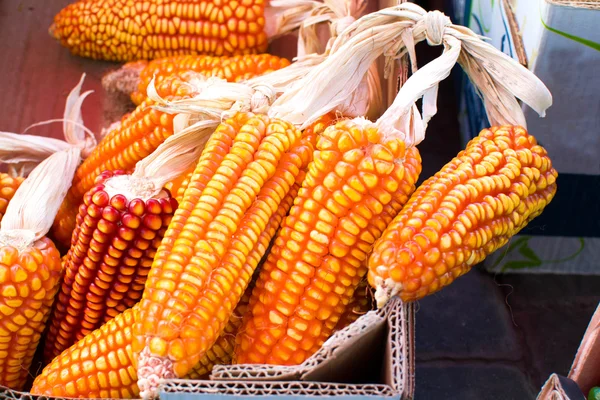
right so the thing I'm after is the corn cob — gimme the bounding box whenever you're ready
[30,180,301,398]
[131,110,315,395]
[234,117,421,365]
[0,174,23,224]
[333,278,373,331]
[50,0,271,62]
[164,165,195,203]
[44,170,178,362]
[130,54,291,105]
[368,126,558,305]
[165,113,334,206]
[0,238,61,390]
[0,150,79,390]
[32,292,248,398]
[51,81,186,248]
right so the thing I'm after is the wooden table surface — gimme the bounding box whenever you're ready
[0,0,124,141]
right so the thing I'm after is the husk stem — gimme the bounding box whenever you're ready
[273,2,551,139]
[334,4,552,136]
[148,54,325,120]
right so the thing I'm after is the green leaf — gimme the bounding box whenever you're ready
[518,244,541,263]
[505,236,530,254]
[490,236,531,269]
[588,387,600,400]
[541,15,600,52]
[501,259,543,271]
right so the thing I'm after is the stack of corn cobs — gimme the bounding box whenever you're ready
[0,0,558,399]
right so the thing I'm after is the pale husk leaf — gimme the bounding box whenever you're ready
[0,148,80,242]
[147,75,256,119]
[269,20,417,128]
[338,4,551,140]
[130,118,220,192]
[265,0,323,39]
[0,74,97,173]
[149,56,324,121]
[0,131,73,165]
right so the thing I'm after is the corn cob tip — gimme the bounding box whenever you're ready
[102,61,147,96]
[48,23,57,39]
[372,277,402,308]
[138,347,175,400]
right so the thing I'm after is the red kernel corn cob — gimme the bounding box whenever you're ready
[50,0,270,62]
[0,238,62,390]
[31,181,301,398]
[234,118,422,365]
[368,125,558,304]
[44,170,177,362]
[132,111,315,394]
[52,75,191,249]
[0,174,23,224]
[131,54,291,105]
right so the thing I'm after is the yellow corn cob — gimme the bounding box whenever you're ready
[51,75,192,249]
[368,126,558,304]
[132,111,316,393]
[333,278,372,331]
[0,238,62,390]
[32,292,250,398]
[234,118,422,366]
[130,54,291,105]
[0,173,23,224]
[44,170,178,362]
[30,180,301,398]
[50,0,270,62]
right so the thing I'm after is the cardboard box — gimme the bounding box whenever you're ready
[0,299,415,400]
[160,299,415,400]
[446,0,600,274]
[538,303,600,400]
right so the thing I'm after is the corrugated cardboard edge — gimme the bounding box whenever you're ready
[160,380,397,398]
[568,303,600,395]
[536,374,586,400]
[547,0,600,10]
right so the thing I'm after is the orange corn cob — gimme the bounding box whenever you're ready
[0,173,23,224]
[132,111,316,392]
[50,0,270,62]
[368,126,558,304]
[234,118,422,366]
[51,75,192,249]
[31,182,301,398]
[44,170,177,362]
[131,54,291,105]
[333,278,373,331]
[0,238,62,390]
[164,165,195,203]
[32,293,250,398]
[165,113,334,204]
